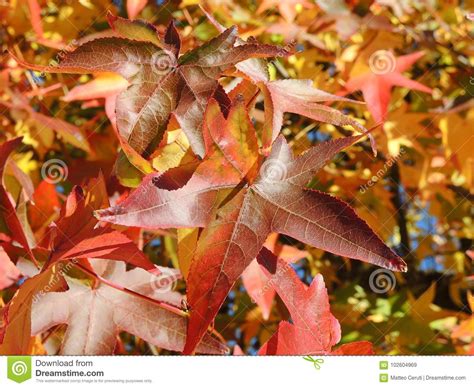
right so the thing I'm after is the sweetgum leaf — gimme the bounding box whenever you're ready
[0,137,35,262]
[256,247,340,355]
[97,98,405,354]
[0,246,21,290]
[42,175,154,271]
[96,98,255,228]
[344,51,432,122]
[31,260,227,355]
[260,79,367,151]
[200,7,372,152]
[182,134,405,353]
[14,17,290,160]
[0,267,65,355]
[256,248,375,355]
[241,233,307,320]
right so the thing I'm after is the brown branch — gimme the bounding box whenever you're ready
[447,185,474,202]
[388,162,412,259]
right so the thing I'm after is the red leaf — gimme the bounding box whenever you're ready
[257,247,340,355]
[0,137,23,180]
[27,0,43,38]
[260,79,368,152]
[242,233,307,320]
[99,97,405,353]
[13,17,290,160]
[181,124,404,353]
[200,9,370,152]
[28,180,60,232]
[344,51,432,122]
[0,138,35,263]
[331,341,375,355]
[256,249,375,355]
[44,175,154,271]
[0,246,21,290]
[96,98,254,228]
[0,267,66,355]
[31,260,227,355]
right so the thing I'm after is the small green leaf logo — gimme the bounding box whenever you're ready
[7,356,32,384]
[380,373,389,383]
[379,360,389,370]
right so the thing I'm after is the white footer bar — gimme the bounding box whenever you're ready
[1,356,471,387]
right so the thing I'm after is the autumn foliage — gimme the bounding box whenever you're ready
[0,1,472,356]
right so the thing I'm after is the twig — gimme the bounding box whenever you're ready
[388,162,411,258]
[74,262,187,317]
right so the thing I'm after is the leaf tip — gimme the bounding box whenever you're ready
[94,206,119,222]
[391,257,408,273]
[106,10,118,29]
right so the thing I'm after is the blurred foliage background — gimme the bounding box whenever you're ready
[0,0,473,355]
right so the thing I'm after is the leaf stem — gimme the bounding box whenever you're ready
[73,262,188,317]
[74,262,226,345]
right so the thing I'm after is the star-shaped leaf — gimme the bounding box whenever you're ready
[41,174,154,272]
[201,7,371,152]
[96,97,256,229]
[256,247,341,354]
[344,50,432,123]
[0,246,21,290]
[0,137,35,263]
[31,259,227,355]
[97,97,406,354]
[13,14,290,163]
[260,79,368,152]
[242,233,307,320]
[257,247,374,355]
